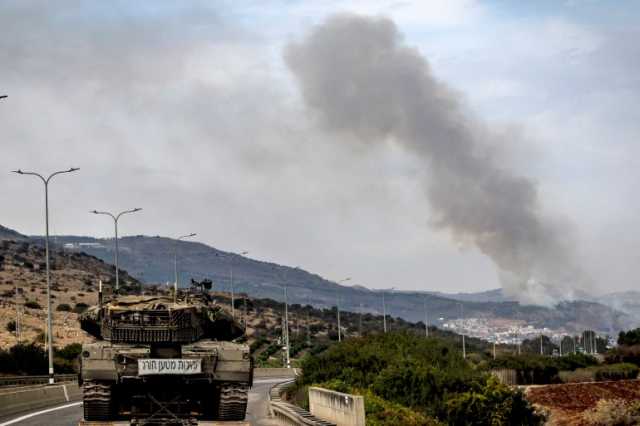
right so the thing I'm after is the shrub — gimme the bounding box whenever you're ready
[6,320,16,333]
[560,369,595,383]
[73,302,89,314]
[594,363,639,381]
[605,345,640,367]
[618,329,640,346]
[582,399,640,425]
[446,376,544,426]
[24,300,42,309]
[300,332,543,424]
[56,303,72,312]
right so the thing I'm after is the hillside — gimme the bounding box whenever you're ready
[0,238,140,347]
[0,224,633,333]
[47,233,632,334]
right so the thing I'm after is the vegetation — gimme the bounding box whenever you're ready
[486,353,598,384]
[299,332,543,425]
[618,328,640,346]
[56,303,72,311]
[582,399,640,425]
[73,302,89,313]
[24,299,42,309]
[0,343,80,375]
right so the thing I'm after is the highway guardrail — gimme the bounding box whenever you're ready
[0,374,78,388]
[269,380,336,426]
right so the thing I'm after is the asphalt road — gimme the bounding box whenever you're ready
[0,378,287,426]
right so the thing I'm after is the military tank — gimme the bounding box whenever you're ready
[79,279,252,424]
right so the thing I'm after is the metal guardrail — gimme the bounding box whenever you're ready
[269,380,336,426]
[0,374,77,387]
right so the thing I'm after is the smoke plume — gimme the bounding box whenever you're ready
[285,14,585,305]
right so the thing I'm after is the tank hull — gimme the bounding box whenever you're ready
[80,340,252,422]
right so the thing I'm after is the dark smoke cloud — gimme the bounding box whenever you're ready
[285,14,586,304]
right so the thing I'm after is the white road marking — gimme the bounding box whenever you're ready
[0,402,82,426]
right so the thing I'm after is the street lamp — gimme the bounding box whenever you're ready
[0,95,7,100]
[90,208,142,291]
[460,303,466,359]
[382,287,395,333]
[173,233,196,301]
[423,294,429,338]
[216,251,249,318]
[13,167,79,384]
[336,277,351,342]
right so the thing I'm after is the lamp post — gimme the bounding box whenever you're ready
[382,287,395,333]
[230,251,248,319]
[336,277,351,342]
[217,251,248,318]
[13,167,79,384]
[90,208,142,291]
[173,233,196,301]
[423,295,429,338]
[460,303,466,359]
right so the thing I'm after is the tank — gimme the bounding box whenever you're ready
[79,279,253,424]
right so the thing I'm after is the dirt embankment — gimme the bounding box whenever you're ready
[526,380,640,425]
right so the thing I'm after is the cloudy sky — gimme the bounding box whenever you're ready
[1,0,638,296]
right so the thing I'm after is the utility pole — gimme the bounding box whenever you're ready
[540,334,544,356]
[382,287,395,334]
[460,303,466,359]
[423,295,429,338]
[306,296,311,346]
[382,292,387,333]
[15,282,20,341]
[336,294,341,342]
[173,233,196,300]
[335,278,350,342]
[283,285,290,368]
[359,302,363,337]
[90,208,142,291]
[493,340,496,359]
[13,167,79,384]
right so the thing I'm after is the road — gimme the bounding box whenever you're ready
[0,378,286,426]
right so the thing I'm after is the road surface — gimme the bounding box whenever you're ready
[0,378,286,426]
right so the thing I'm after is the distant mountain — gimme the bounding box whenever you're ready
[41,232,634,334]
[426,288,514,303]
[0,225,28,241]
[0,223,630,334]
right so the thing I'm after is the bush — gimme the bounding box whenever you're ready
[6,320,16,333]
[594,363,639,381]
[560,369,595,383]
[618,329,640,346]
[605,345,640,367]
[446,376,544,426]
[583,399,640,425]
[56,303,72,312]
[73,302,89,314]
[0,343,47,375]
[24,300,42,309]
[300,332,542,424]
[488,355,561,385]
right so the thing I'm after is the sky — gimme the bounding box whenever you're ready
[1,0,639,297]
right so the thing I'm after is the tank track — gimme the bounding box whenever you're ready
[217,382,249,421]
[83,380,112,421]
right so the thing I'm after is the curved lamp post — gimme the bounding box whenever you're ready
[90,208,142,291]
[13,167,80,384]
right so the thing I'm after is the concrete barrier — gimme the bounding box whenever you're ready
[308,387,364,426]
[0,383,81,418]
[254,368,299,378]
